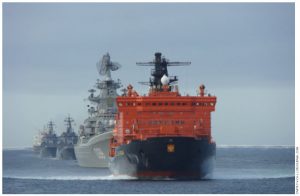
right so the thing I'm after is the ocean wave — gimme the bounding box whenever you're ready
[210,173,295,180]
[4,174,295,181]
[3,145,294,151]
[217,145,295,149]
[3,175,137,181]
[3,147,32,151]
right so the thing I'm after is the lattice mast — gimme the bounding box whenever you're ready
[136,52,190,91]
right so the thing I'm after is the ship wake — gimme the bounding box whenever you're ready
[3,175,137,181]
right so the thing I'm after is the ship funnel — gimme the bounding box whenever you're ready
[155,52,162,63]
[199,84,205,97]
[161,74,169,85]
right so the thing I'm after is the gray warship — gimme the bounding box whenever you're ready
[74,53,121,167]
[56,116,78,160]
[40,121,58,158]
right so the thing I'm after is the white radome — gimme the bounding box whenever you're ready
[161,74,169,85]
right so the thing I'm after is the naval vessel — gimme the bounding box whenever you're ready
[56,116,78,160]
[109,52,217,179]
[40,121,58,158]
[74,53,121,167]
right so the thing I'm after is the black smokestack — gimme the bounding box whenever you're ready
[155,52,162,64]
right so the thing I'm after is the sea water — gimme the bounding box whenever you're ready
[2,146,295,194]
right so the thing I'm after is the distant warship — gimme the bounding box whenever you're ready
[33,131,43,153]
[74,53,121,167]
[56,116,78,160]
[40,121,58,158]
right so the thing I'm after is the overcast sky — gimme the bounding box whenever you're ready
[3,3,295,148]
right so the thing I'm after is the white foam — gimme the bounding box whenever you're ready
[3,175,137,181]
[4,172,295,181]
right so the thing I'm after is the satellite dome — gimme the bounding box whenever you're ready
[161,74,169,85]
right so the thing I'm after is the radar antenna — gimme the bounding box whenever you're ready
[96,53,121,80]
[137,52,190,90]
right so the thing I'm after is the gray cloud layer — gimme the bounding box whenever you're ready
[3,3,295,147]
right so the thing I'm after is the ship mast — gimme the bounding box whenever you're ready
[64,116,74,133]
[47,121,55,135]
[137,52,190,91]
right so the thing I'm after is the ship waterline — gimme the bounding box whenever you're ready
[110,137,216,179]
[57,146,76,160]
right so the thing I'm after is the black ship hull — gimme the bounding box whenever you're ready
[57,146,76,160]
[109,137,216,180]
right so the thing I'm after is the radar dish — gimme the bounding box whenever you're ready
[96,53,122,78]
[110,62,121,71]
[96,61,102,75]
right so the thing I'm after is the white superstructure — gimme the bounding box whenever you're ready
[74,53,121,167]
